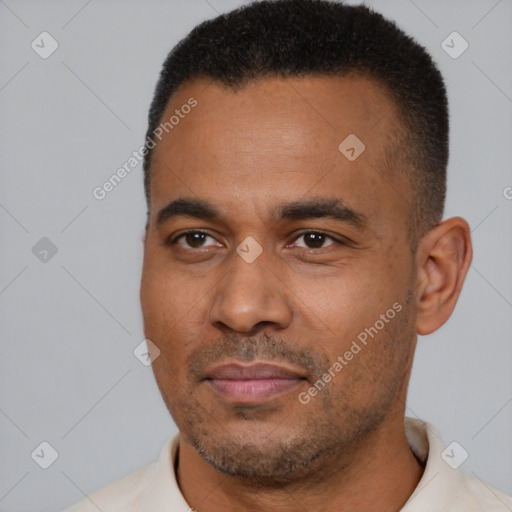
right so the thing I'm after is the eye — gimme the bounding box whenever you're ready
[289,231,339,250]
[169,230,220,249]
[165,230,344,251]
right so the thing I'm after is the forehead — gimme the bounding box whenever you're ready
[149,75,411,234]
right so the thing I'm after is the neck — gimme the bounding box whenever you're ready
[176,414,425,512]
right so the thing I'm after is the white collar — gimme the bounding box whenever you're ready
[153,417,512,511]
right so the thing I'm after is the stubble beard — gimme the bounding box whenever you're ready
[157,293,415,486]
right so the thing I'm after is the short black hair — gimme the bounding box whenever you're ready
[143,0,448,245]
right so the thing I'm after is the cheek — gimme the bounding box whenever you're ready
[304,262,399,347]
[141,267,191,401]
[140,249,200,329]
[140,265,168,338]
[140,251,208,369]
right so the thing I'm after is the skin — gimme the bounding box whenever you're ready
[139,75,472,512]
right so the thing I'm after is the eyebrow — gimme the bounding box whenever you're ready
[156,196,367,229]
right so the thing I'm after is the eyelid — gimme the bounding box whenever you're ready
[287,229,349,247]
[165,229,350,250]
[165,229,218,248]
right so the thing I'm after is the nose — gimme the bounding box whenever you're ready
[208,248,293,336]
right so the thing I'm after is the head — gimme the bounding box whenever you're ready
[139,0,472,483]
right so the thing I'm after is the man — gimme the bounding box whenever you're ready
[64,0,512,510]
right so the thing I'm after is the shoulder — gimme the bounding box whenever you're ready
[458,470,512,511]
[403,418,512,511]
[61,435,186,512]
[62,461,159,512]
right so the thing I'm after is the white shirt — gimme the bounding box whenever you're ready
[63,417,512,511]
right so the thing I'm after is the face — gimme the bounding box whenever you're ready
[140,75,419,482]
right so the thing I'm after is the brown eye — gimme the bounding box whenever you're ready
[291,232,338,249]
[172,231,219,249]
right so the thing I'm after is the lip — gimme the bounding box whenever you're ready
[205,362,307,404]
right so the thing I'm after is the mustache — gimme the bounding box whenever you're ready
[186,333,330,381]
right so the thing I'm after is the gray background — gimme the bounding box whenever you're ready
[0,0,511,510]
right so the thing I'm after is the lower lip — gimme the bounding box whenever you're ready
[207,378,303,403]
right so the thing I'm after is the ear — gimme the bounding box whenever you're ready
[415,217,473,335]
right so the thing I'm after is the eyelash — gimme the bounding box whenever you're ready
[165,230,345,251]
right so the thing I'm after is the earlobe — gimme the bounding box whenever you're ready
[415,217,473,335]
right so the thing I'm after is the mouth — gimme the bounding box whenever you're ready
[204,361,307,404]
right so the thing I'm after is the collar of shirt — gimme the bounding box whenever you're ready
[64,417,512,511]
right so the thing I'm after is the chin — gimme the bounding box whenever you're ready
[191,430,326,484]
